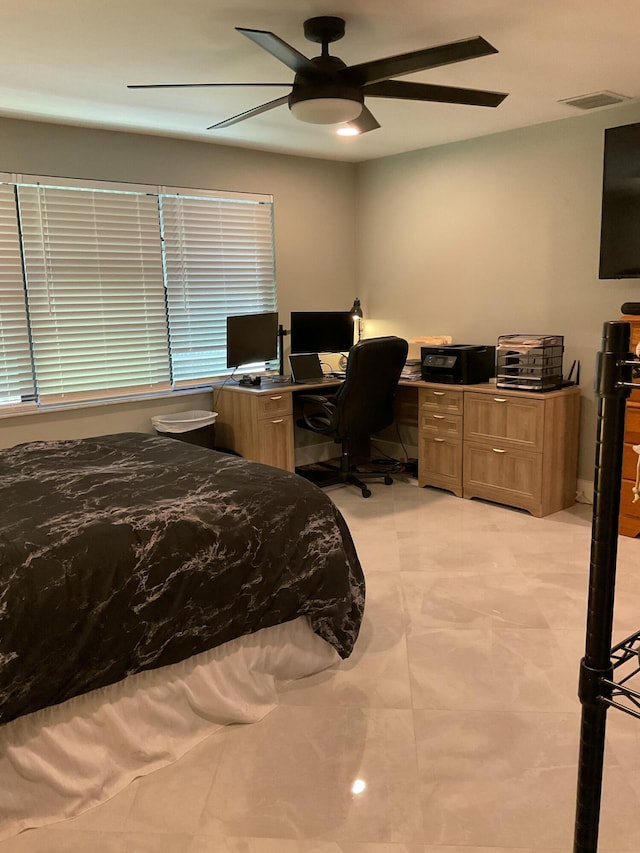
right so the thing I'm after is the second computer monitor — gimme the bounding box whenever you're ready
[290,311,354,354]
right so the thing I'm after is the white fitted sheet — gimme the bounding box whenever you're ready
[0,616,338,840]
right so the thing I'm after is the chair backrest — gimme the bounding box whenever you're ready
[330,336,409,441]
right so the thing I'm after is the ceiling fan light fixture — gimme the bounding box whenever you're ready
[290,96,363,125]
[336,125,361,137]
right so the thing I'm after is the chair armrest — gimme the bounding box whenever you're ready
[296,394,336,433]
[296,393,333,404]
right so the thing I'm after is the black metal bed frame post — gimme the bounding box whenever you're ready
[573,320,631,853]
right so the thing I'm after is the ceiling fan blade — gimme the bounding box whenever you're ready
[343,35,499,86]
[236,27,317,75]
[348,106,381,134]
[364,79,508,108]
[128,83,291,89]
[207,95,289,130]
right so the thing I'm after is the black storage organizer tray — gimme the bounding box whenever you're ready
[496,334,564,391]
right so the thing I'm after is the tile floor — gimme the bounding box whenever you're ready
[3,478,640,852]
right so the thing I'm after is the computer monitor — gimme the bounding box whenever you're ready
[226,312,278,369]
[289,311,354,354]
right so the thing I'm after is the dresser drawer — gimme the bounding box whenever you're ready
[619,479,640,537]
[622,441,640,481]
[255,392,292,419]
[464,392,544,452]
[624,404,640,445]
[419,386,463,414]
[626,317,640,404]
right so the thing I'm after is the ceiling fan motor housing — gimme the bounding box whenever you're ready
[288,54,364,124]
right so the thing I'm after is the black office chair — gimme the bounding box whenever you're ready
[296,335,409,498]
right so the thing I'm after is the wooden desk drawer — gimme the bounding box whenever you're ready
[257,415,295,471]
[420,411,462,438]
[419,387,463,414]
[463,441,542,515]
[419,435,462,495]
[255,392,292,419]
[464,392,544,451]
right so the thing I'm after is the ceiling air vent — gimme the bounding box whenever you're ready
[559,91,632,110]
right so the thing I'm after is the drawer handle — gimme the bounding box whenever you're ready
[432,391,445,396]
[269,395,283,401]
[434,438,445,443]
[493,397,508,403]
[433,414,445,419]
[272,418,284,424]
[492,448,506,453]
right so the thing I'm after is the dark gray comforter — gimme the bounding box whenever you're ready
[0,433,364,725]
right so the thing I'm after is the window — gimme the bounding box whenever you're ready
[18,183,171,406]
[0,174,276,413]
[161,190,276,386]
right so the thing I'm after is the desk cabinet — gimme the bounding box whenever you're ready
[463,391,543,514]
[214,386,295,472]
[417,382,580,517]
[619,315,640,537]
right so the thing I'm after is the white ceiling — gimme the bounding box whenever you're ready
[2,0,640,162]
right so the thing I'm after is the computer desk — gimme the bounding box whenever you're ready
[212,376,582,517]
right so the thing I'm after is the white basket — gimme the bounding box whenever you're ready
[151,410,218,434]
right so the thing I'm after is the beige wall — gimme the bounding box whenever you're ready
[355,103,640,484]
[0,117,357,448]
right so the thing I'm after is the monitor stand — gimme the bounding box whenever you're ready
[278,324,289,376]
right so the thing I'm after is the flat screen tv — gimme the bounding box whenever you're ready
[599,121,640,279]
[289,311,354,354]
[226,312,278,369]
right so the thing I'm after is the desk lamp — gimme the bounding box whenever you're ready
[350,298,363,341]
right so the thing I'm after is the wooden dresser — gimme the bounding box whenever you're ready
[418,381,581,517]
[619,315,640,537]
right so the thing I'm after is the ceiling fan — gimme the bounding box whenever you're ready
[128,16,508,134]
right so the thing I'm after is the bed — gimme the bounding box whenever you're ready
[0,432,365,837]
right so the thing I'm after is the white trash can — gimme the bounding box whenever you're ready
[152,410,218,449]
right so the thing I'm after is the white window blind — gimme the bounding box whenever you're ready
[161,192,276,385]
[0,184,35,410]
[18,184,171,405]
[0,174,277,412]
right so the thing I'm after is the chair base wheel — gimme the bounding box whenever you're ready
[384,475,393,486]
[361,487,372,498]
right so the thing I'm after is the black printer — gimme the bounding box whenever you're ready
[421,344,496,385]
